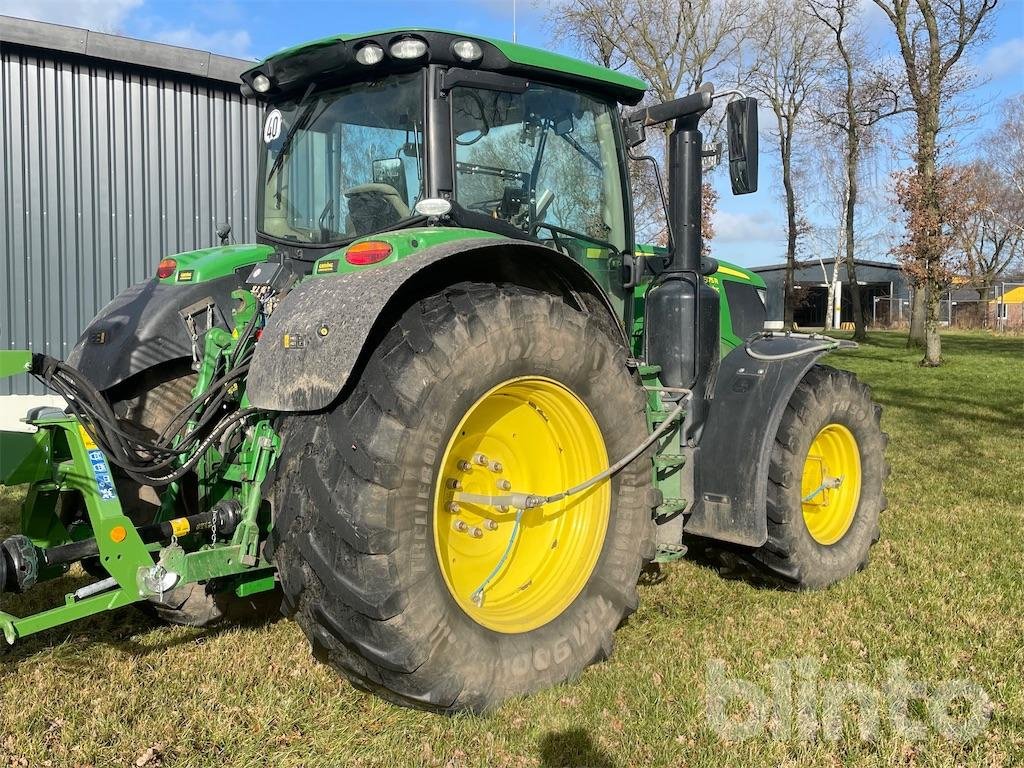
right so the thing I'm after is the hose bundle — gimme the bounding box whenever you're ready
[31,318,261,487]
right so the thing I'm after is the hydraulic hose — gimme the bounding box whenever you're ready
[461,387,691,606]
[743,331,856,362]
[452,387,691,512]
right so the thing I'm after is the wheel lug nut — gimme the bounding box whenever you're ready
[453,520,468,533]
[448,502,460,513]
[497,479,511,491]
[473,453,488,466]
[483,519,498,531]
[457,460,472,472]
[446,478,462,490]
[489,460,503,473]
[499,505,510,513]
[469,527,483,539]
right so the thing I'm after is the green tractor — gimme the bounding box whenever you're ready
[0,30,887,712]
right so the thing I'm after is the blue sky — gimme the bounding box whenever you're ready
[3,0,1022,268]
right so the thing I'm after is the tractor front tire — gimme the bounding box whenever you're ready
[270,283,656,713]
[751,365,888,589]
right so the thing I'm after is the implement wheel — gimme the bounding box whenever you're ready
[751,365,888,589]
[270,283,655,713]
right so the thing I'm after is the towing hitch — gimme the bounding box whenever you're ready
[0,296,280,647]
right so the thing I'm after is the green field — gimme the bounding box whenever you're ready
[1,331,1021,768]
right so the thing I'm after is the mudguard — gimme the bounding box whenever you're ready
[683,335,834,547]
[248,237,626,412]
[67,273,244,391]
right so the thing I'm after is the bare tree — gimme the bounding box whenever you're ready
[954,160,1024,317]
[748,0,835,330]
[547,0,753,246]
[989,94,1024,198]
[807,0,910,341]
[871,0,998,364]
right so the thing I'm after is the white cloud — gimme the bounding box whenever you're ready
[152,26,254,59]
[979,36,1024,81]
[0,0,141,32]
[713,209,784,244]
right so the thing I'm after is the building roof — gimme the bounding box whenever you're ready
[0,14,251,83]
[750,257,901,274]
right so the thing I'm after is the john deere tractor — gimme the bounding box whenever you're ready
[0,30,887,712]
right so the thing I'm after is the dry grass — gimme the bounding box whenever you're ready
[0,330,1021,768]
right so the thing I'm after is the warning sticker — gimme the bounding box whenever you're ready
[87,448,118,501]
[78,424,97,449]
[263,109,283,144]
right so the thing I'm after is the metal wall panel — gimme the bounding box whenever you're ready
[1,44,258,393]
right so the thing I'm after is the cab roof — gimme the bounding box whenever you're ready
[244,28,648,106]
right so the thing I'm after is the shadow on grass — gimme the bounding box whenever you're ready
[538,728,617,768]
[1,573,281,662]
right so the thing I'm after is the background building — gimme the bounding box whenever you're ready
[0,15,258,396]
[752,258,1024,331]
[751,258,911,328]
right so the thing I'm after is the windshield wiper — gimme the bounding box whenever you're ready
[266,82,318,186]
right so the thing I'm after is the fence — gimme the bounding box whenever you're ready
[871,283,1024,332]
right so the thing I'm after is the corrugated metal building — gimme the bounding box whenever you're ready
[0,15,258,394]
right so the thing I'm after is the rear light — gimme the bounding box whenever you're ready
[157,258,177,279]
[345,241,392,266]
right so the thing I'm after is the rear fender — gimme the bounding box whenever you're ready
[248,238,627,412]
[683,336,832,547]
[67,274,246,392]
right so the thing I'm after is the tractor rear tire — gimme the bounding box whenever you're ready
[750,364,888,589]
[269,282,656,713]
[107,360,281,627]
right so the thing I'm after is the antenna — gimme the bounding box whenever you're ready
[513,0,518,42]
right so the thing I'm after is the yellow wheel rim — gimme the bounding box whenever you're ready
[800,423,862,545]
[433,376,610,634]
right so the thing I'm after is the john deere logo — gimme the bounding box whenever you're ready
[177,270,195,283]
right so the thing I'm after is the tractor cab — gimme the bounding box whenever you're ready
[244,29,642,304]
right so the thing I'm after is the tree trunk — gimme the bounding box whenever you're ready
[916,101,942,363]
[923,281,942,365]
[908,283,926,347]
[781,126,798,331]
[844,139,866,341]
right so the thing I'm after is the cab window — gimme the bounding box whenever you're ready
[451,84,628,254]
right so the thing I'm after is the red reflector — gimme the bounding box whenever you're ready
[157,258,177,279]
[344,241,392,266]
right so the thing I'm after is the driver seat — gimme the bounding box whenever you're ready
[345,183,410,234]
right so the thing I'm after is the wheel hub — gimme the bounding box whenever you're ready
[800,423,863,545]
[433,376,610,634]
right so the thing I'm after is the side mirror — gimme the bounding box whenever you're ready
[726,97,758,195]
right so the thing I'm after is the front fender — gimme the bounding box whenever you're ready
[248,237,626,412]
[683,336,833,547]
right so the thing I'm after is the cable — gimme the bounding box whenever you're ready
[462,388,691,605]
[743,331,855,362]
[453,388,691,512]
[30,348,258,485]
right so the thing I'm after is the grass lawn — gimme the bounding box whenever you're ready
[0,330,1021,768]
